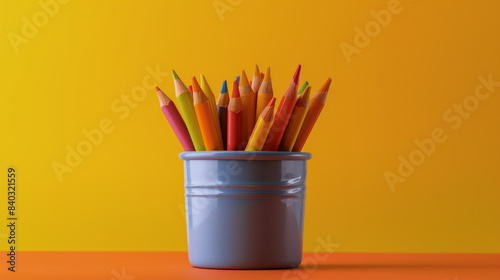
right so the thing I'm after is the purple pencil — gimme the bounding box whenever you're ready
[156,87,195,151]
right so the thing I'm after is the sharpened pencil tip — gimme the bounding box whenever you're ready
[298,81,309,96]
[232,80,240,98]
[191,77,202,92]
[268,97,276,107]
[240,70,250,86]
[156,86,171,106]
[293,65,301,84]
[221,80,228,94]
[264,67,271,82]
[254,65,260,77]
[319,78,332,93]
[171,70,180,80]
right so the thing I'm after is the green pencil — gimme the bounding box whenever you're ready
[298,81,309,96]
[172,70,205,151]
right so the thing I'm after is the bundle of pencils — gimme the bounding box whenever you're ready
[156,65,331,152]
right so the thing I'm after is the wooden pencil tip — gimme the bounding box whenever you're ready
[303,86,311,97]
[156,86,171,106]
[267,97,276,107]
[264,67,271,82]
[221,80,228,94]
[254,64,260,77]
[171,70,180,80]
[319,78,332,93]
[236,76,240,86]
[191,77,202,92]
[298,81,309,96]
[232,80,240,98]
[240,70,249,86]
[293,64,301,84]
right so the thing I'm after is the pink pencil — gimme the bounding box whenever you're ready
[156,87,195,151]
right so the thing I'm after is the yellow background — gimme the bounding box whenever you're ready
[1,0,499,253]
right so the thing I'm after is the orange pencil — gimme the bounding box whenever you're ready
[200,75,223,149]
[293,78,331,152]
[279,86,311,151]
[262,64,301,151]
[228,80,244,151]
[192,77,222,151]
[246,98,276,151]
[239,70,256,144]
[255,67,273,122]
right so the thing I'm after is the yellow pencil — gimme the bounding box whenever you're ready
[246,98,276,151]
[200,74,223,149]
[251,64,262,98]
[192,77,222,151]
[279,86,311,151]
[255,67,273,122]
[239,70,256,143]
[172,70,205,151]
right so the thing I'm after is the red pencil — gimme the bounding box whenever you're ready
[262,64,301,151]
[227,80,244,151]
[156,87,195,151]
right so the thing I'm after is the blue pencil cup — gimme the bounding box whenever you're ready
[179,151,312,269]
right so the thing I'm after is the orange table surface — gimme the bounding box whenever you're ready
[1,252,499,280]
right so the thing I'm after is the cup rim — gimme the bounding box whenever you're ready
[179,151,312,161]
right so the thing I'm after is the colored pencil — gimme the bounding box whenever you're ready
[172,70,205,151]
[255,67,273,122]
[239,70,256,144]
[200,74,223,149]
[251,64,262,96]
[156,87,195,152]
[236,76,240,86]
[227,80,244,151]
[260,72,265,80]
[262,65,301,151]
[189,85,193,95]
[246,98,276,151]
[293,78,332,152]
[192,77,222,151]
[298,81,309,96]
[217,80,229,150]
[279,86,311,151]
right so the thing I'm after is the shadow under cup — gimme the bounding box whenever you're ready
[179,151,312,269]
